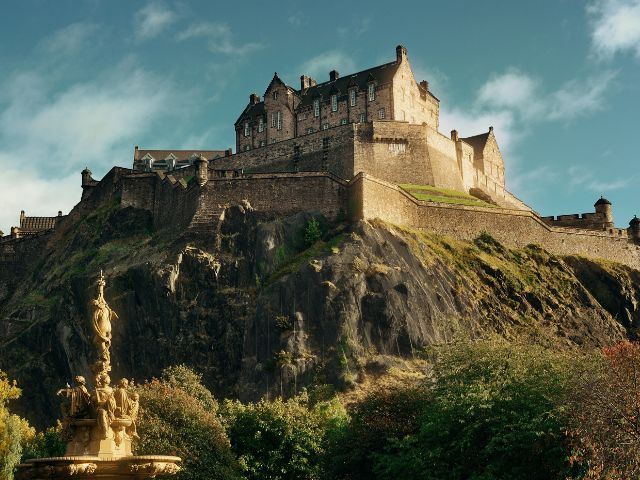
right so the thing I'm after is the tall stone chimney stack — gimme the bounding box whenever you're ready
[396,45,407,63]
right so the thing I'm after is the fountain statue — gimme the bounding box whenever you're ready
[16,271,181,479]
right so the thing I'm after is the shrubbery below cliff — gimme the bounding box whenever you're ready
[6,338,640,480]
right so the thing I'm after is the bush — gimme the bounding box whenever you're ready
[21,424,66,460]
[373,339,586,480]
[135,367,241,480]
[0,371,34,480]
[303,219,323,247]
[569,340,640,479]
[221,392,347,480]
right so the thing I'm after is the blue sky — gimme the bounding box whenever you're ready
[1,0,639,233]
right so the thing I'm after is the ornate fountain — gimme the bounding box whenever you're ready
[17,272,181,479]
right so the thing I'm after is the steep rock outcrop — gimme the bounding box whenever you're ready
[0,202,636,428]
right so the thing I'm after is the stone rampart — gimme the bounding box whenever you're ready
[351,174,640,269]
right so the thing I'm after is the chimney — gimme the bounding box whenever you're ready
[396,45,407,63]
[309,77,317,87]
[420,80,428,91]
[451,130,459,142]
[58,211,62,217]
[489,126,494,133]
[20,210,25,223]
[300,75,317,90]
[225,148,233,157]
[249,93,260,104]
[329,70,339,81]
[134,145,139,160]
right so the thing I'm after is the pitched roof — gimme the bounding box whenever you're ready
[234,101,265,126]
[20,215,61,232]
[296,61,400,109]
[134,149,227,162]
[461,132,490,158]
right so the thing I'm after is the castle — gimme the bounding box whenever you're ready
[2,46,639,269]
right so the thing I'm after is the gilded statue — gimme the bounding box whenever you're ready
[94,373,117,439]
[92,270,119,364]
[57,376,91,418]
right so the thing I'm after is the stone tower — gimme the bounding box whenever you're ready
[594,196,614,228]
[629,216,640,243]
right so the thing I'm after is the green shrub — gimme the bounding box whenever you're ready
[21,424,65,460]
[221,392,347,480]
[303,219,323,247]
[0,371,34,480]
[135,367,241,480]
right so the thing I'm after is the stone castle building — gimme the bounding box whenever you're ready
[2,45,639,269]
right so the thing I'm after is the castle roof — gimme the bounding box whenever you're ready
[235,101,265,126]
[134,149,227,162]
[296,61,400,109]
[630,215,640,226]
[19,215,63,233]
[461,131,490,157]
[594,196,611,206]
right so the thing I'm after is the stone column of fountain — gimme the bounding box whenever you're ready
[16,272,182,479]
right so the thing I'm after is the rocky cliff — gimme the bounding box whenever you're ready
[1,201,639,429]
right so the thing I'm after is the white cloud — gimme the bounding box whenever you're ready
[287,13,306,27]
[568,165,635,192]
[135,1,179,40]
[297,51,355,81]
[589,0,640,58]
[548,71,616,120]
[38,22,100,55]
[477,69,540,114]
[0,61,177,232]
[177,22,262,56]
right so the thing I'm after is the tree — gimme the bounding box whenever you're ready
[372,339,586,480]
[0,371,34,480]
[221,392,347,480]
[569,340,640,479]
[135,367,242,480]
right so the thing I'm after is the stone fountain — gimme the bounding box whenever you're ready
[16,272,181,479]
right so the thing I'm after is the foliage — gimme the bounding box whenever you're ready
[160,365,218,413]
[374,339,586,480]
[569,340,640,479]
[0,371,34,480]
[135,368,241,480]
[303,218,323,247]
[221,392,348,480]
[21,424,65,460]
[324,387,429,480]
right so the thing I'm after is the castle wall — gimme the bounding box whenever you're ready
[152,175,201,231]
[352,174,640,269]
[201,173,348,220]
[424,129,465,191]
[214,123,357,180]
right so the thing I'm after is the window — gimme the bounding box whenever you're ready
[259,140,265,147]
[359,113,366,123]
[331,94,338,112]
[244,122,250,136]
[244,145,250,151]
[349,89,356,106]
[378,108,385,119]
[306,127,315,134]
[368,83,375,101]
[313,99,320,117]
[276,111,282,130]
[271,113,276,128]
[341,118,347,125]
[258,117,264,132]
[273,91,279,100]
[322,123,329,130]
[271,138,276,144]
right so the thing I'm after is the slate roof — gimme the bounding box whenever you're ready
[594,196,612,206]
[20,215,61,232]
[134,149,227,162]
[461,132,490,158]
[234,102,265,126]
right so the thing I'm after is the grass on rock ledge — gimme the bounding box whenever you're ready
[399,184,497,208]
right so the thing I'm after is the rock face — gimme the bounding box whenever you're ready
[1,202,639,428]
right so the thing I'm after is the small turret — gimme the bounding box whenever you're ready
[81,167,93,187]
[594,196,613,228]
[194,155,208,186]
[629,216,640,242]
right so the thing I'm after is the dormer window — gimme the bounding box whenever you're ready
[258,117,264,132]
[313,99,320,117]
[244,122,250,136]
[349,89,356,107]
[331,94,338,112]
[368,83,375,101]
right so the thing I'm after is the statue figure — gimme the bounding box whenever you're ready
[91,271,118,364]
[126,392,140,440]
[114,378,130,418]
[57,376,91,418]
[93,373,116,439]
